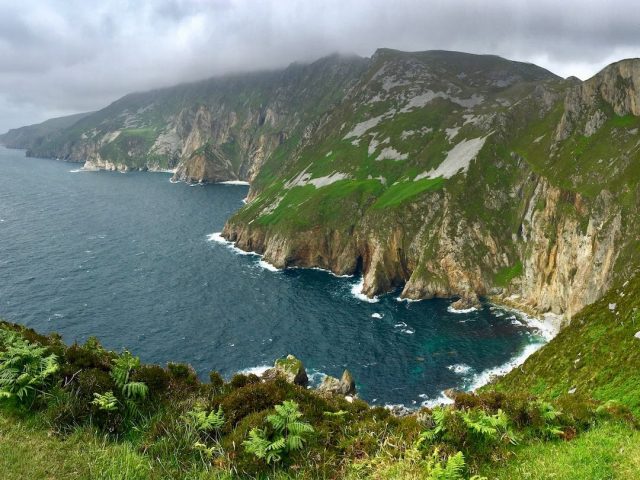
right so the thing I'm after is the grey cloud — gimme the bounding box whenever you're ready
[0,0,638,133]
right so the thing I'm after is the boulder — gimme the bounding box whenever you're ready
[318,369,356,396]
[450,295,480,311]
[262,354,308,386]
[443,388,465,400]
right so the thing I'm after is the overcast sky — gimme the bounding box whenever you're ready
[0,0,638,133]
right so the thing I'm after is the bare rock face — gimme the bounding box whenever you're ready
[556,59,640,140]
[518,180,621,319]
[318,370,357,396]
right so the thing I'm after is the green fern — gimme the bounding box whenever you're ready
[417,407,450,446]
[187,404,225,434]
[243,400,314,465]
[425,450,467,480]
[107,350,148,415]
[536,401,565,438]
[92,391,119,412]
[0,329,59,404]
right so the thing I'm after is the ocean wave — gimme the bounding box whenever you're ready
[447,363,472,375]
[307,369,328,387]
[206,232,259,256]
[371,313,383,319]
[289,265,353,278]
[239,365,271,376]
[309,266,354,278]
[395,296,422,303]
[491,304,558,341]
[351,278,379,303]
[69,168,87,173]
[419,392,454,408]
[467,341,544,391]
[218,180,250,185]
[258,259,282,272]
[447,305,478,314]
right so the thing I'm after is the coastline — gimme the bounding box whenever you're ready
[209,228,558,412]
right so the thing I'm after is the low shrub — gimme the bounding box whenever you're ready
[229,373,260,389]
[209,370,225,391]
[131,365,170,399]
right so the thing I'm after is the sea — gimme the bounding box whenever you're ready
[0,146,550,408]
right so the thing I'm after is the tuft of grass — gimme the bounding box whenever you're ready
[372,177,444,209]
[493,262,523,287]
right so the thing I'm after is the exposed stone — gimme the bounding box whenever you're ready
[261,355,308,386]
[443,388,465,400]
[317,369,357,396]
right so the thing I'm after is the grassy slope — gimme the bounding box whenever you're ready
[0,411,154,480]
[490,271,640,415]
[481,421,640,479]
[477,272,640,478]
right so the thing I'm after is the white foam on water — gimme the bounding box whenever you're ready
[400,329,415,334]
[351,278,379,303]
[492,304,558,341]
[395,296,422,303]
[467,342,544,391]
[218,180,250,185]
[207,232,229,244]
[206,232,259,256]
[447,305,478,314]
[300,266,354,278]
[371,313,383,319]
[447,363,472,375]
[419,392,454,408]
[307,369,329,388]
[240,365,271,376]
[69,169,87,173]
[258,259,282,272]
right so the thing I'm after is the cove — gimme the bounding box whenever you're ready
[0,146,546,407]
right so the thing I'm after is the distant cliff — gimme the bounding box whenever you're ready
[0,54,367,182]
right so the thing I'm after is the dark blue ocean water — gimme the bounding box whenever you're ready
[0,146,545,407]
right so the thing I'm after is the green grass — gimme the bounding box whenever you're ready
[372,177,444,209]
[491,272,640,415]
[0,410,153,480]
[480,420,640,480]
[257,179,383,228]
[493,262,523,287]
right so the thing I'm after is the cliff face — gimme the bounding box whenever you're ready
[223,53,640,321]
[2,54,368,181]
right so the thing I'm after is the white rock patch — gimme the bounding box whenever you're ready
[102,130,122,143]
[533,134,545,143]
[285,168,350,189]
[377,147,408,161]
[400,91,484,113]
[343,111,395,139]
[445,127,460,141]
[308,172,350,187]
[415,135,490,180]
